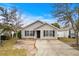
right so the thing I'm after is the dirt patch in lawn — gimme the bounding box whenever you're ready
[0,38,27,56]
[14,39,37,56]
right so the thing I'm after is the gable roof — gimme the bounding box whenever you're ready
[22,20,59,30]
[23,20,44,29]
[34,22,59,30]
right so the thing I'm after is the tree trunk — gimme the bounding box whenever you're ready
[15,32,18,39]
[75,32,79,47]
[70,21,79,47]
[0,35,3,46]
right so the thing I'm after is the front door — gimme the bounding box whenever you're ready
[37,30,40,38]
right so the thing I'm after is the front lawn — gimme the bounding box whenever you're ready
[59,38,79,50]
[58,38,76,43]
[0,38,27,56]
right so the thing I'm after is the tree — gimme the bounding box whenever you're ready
[9,8,23,39]
[0,6,23,46]
[51,23,60,28]
[0,6,23,39]
[0,7,14,46]
[52,4,79,46]
[0,7,13,37]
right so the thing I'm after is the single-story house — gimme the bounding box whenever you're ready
[21,20,79,39]
[21,20,59,39]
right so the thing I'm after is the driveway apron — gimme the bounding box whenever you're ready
[35,40,79,56]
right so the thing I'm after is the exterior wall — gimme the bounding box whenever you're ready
[35,24,57,39]
[21,21,43,39]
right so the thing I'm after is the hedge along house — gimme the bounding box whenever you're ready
[21,20,59,39]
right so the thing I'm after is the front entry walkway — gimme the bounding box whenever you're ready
[35,40,79,56]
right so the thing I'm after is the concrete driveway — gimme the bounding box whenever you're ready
[35,39,79,56]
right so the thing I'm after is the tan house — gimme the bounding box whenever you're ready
[21,20,59,39]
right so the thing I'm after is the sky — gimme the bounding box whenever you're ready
[0,3,78,26]
[0,3,57,26]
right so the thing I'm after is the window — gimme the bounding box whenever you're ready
[25,31,35,36]
[44,30,48,37]
[25,31,29,36]
[50,30,53,36]
[30,31,35,36]
[43,30,55,37]
[45,31,48,36]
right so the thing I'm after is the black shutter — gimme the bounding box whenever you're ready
[33,31,35,36]
[44,30,45,37]
[25,31,26,36]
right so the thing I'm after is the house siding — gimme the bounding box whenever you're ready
[35,24,57,39]
[21,21,43,39]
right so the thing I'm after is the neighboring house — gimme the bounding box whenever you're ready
[57,22,76,38]
[57,28,69,38]
[21,20,59,39]
[57,28,75,38]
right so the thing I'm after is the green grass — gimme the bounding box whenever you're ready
[0,38,27,56]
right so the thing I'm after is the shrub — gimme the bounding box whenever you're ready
[17,31,21,39]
